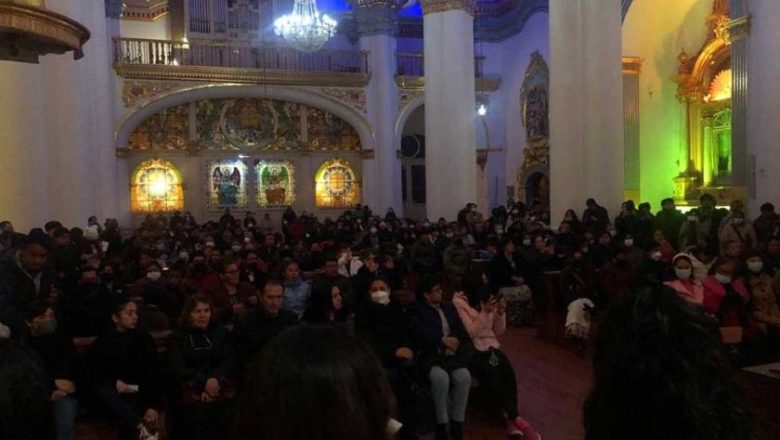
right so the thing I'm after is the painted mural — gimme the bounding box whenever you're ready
[128,98,361,152]
[207,160,248,208]
[127,104,189,150]
[255,159,296,207]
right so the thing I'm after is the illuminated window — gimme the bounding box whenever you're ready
[315,159,360,208]
[256,160,296,207]
[208,160,248,208]
[130,159,184,213]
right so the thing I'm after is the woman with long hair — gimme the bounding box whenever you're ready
[584,285,752,440]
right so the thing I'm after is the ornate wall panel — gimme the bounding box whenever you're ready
[255,159,296,207]
[207,159,248,208]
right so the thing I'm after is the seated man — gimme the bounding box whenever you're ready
[412,278,472,440]
[234,279,298,366]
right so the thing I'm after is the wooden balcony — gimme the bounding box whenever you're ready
[395,52,501,92]
[112,38,371,87]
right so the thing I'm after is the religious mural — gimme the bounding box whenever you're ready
[128,98,361,152]
[255,159,296,207]
[207,160,248,208]
[315,159,360,208]
[127,104,189,150]
[130,159,184,213]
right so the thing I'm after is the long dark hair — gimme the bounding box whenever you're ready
[583,285,752,440]
[0,339,54,439]
[232,324,395,440]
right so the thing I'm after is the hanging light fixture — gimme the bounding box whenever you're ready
[273,0,337,52]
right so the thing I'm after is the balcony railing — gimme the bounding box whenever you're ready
[396,52,485,78]
[112,38,370,87]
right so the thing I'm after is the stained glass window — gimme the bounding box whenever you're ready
[255,160,296,207]
[207,160,248,208]
[130,159,184,213]
[315,159,360,208]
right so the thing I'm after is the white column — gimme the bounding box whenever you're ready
[0,0,115,230]
[748,1,780,212]
[550,0,623,224]
[422,0,477,220]
[360,32,402,214]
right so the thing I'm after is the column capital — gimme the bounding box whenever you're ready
[354,5,398,36]
[420,0,476,16]
[725,15,751,42]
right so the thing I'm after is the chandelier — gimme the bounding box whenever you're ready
[273,0,338,52]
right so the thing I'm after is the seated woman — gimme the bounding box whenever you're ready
[233,324,398,440]
[744,253,780,359]
[303,283,347,324]
[23,300,79,440]
[664,253,705,305]
[584,285,752,440]
[166,294,239,440]
[89,299,162,440]
[355,277,427,440]
[452,291,541,440]
[412,278,473,440]
[703,259,750,327]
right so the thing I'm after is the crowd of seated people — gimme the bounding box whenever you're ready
[0,194,779,439]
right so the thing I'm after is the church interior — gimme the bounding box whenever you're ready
[1,0,780,439]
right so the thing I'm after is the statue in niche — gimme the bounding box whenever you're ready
[212,166,242,206]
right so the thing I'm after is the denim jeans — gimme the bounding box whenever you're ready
[53,395,78,440]
[429,366,471,424]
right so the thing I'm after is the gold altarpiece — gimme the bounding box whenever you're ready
[673,0,746,206]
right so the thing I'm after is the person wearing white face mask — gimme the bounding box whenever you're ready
[718,210,758,255]
[664,254,704,304]
[743,254,780,343]
[354,278,423,440]
[702,259,750,328]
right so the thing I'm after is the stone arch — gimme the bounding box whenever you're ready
[115,84,375,152]
[395,94,425,142]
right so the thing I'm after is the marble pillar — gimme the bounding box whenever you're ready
[747,1,780,212]
[357,3,402,214]
[0,0,116,230]
[549,0,624,224]
[421,0,478,221]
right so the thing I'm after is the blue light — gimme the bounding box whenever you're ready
[317,0,353,13]
[399,2,423,17]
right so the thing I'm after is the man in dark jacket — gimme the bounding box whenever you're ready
[233,279,298,365]
[655,198,685,250]
[411,278,472,440]
[0,231,56,337]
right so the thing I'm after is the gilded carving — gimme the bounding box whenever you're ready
[420,0,476,15]
[307,107,362,151]
[517,51,550,205]
[320,88,368,114]
[122,80,186,108]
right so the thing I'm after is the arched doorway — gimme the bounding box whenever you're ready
[400,105,426,220]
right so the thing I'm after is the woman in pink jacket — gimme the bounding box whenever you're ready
[452,291,541,440]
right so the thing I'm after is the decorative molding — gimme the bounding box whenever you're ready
[114,63,372,88]
[123,80,187,108]
[622,56,642,75]
[725,15,751,42]
[398,88,424,113]
[320,88,368,114]
[420,0,476,16]
[121,0,170,22]
[0,2,90,63]
[395,75,501,92]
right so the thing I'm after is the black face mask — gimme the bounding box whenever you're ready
[101,273,115,283]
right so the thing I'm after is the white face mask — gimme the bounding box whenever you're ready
[147,271,161,281]
[179,252,190,262]
[522,239,531,246]
[370,290,391,305]
[445,233,453,238]
[232,245,242,253]
[206,241,215,248]
[715,273,732,284]
[748,261,764,273]
[650,251,662,261]
[624,239,634,247]
[370,228,378,234]
[675,268,692,280]
[244,236,252,244]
